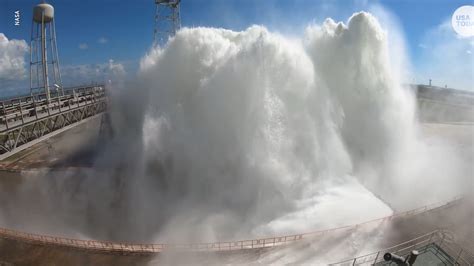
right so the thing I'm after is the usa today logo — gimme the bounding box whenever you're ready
[452,5,474,37]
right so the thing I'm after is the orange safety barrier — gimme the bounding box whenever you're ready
[0,196,463,254]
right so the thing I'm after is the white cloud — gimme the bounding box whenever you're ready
[98,37,108,44]
[78,43,88,50]
[107,59,125,76]
[61,59,126,86]
[0,33,28,81]
[418,43,427,49]
[416,20,474,90]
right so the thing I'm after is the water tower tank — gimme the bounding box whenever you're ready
[33,3,54,23]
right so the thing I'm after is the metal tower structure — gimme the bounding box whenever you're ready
[154,0,181,45]
[30,1,63,102]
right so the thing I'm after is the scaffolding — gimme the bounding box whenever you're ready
[154,0,181,45]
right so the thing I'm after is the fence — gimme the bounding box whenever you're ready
[332,229,474,265]
[0,85,106,132]
[0,85,107,158]
[0,196,465,255]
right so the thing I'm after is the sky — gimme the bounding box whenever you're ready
[0,0,473,95]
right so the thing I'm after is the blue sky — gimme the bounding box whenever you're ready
[0,0,473,92]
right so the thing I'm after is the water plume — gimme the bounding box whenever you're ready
[98,11,463,242]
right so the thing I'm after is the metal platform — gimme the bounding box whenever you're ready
[332,230,474,265]
[0,85,107,160]
[376,243,461,266]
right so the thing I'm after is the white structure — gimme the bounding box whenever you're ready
[30,1,63,101]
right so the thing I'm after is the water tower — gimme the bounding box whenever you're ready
[30,1,63,101]
[154,0,181,45]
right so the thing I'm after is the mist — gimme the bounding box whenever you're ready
[100,11,466,240]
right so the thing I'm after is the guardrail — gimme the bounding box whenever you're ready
[332,229,474,265]
[0,84,103,102]
[0,85,108,158]
[418,97,474,110]
[0,196,464,255]
[0,85,106,132]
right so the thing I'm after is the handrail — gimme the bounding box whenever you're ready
[418,97,474,109]
[0,85,107,132]
[0,99,107,133]
[0,196,464,254]
[332,227,474,265]
[0,84,104,101]
[0,85,105,110]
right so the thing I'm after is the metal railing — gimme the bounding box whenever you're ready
[0,85,108,158]
[0,196,464,255]
[332,229,474,265]
[418,97,474,110]
[0,85,106,132]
